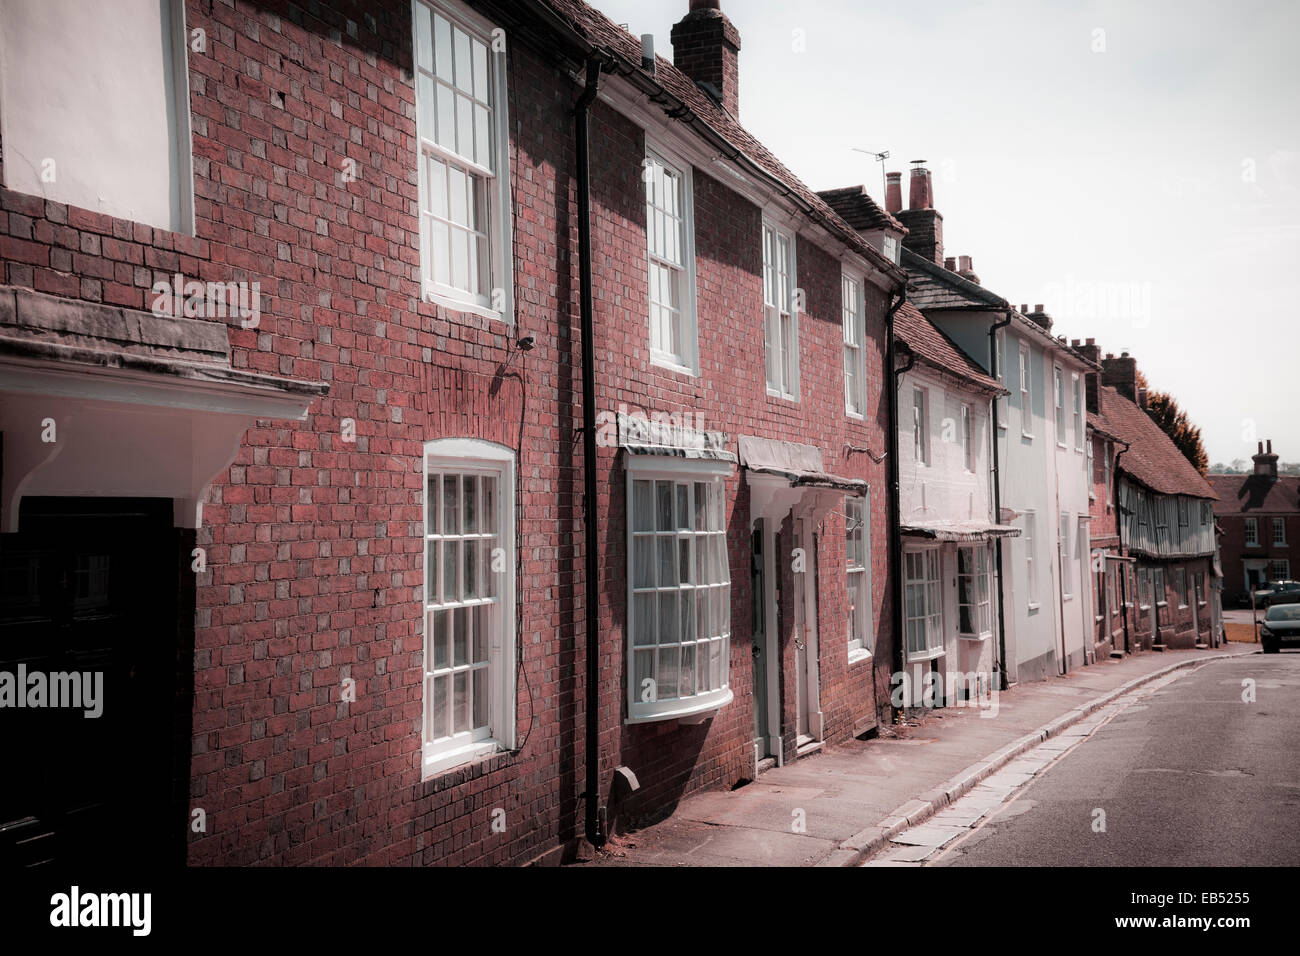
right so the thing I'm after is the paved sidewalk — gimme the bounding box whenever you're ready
[577,646,1255,868]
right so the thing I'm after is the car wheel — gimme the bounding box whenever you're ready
[1263,639,1279,654]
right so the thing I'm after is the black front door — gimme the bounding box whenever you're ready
[0,497,186,869]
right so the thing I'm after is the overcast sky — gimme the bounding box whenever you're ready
[589,0,1300,467]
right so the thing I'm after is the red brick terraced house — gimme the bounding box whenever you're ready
[1209,441,1300,606]
[1079,347,1221,652]
[0,0,906,868]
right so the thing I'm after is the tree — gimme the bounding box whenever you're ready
[1145,390,1209,475]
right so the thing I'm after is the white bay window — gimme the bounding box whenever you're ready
[904,548,943,660]
[957,545,993,639]
[627,461,733,721]
[846,495,871,658]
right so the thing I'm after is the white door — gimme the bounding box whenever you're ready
[793,519,821,744]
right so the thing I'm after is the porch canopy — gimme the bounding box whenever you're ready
[739,435,865,526]
[901,519,1021,542]
[0,286,327,530]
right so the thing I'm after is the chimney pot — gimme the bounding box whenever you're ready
[1086,337,1095,346]
[1034,304,1044,312]
[944,256,957,271]
[1268,439,1273,454]
[885,172,903,214]
[641,34,655,72]
[908,166,933,210]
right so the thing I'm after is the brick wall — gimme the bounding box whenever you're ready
[0,0,897,865]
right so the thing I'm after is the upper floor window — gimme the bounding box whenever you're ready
[1104,441,1113,506]
[1072,373,1083,452]
[645,145,697,371]
[414,0,512,319]
[1245,517,1259,546]
[1087,440,1095,500]
[882,234,899,264]
[1054,366,1066,445]
[1178,498,1189,528]
[1019,343,1034,438]
[763,221,798,400]
[1273,517,1287,546]
[846,496,872,658]
[912,387,930,465]
[842,271,866,417]
[423,439,517,776]
[627,461,733,722]
[0,0,194,234]
[962,403,974,472]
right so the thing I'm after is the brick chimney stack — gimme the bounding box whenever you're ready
[1253,440,1279,478]
[671,0,742,118]
[885,172,903,214]
[957,255,980,284]
[1026,304,1053,331]
[1073,338,1102,412]
[895,163,944,265]
[1102,351,1138,403]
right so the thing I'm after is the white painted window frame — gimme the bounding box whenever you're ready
[762,218,799,401]
[1019,342,1034,440]
[643,139,698,374]
[1245,517,1259,547]
[961,403,974,473]
[846,494,872,662]
[1054,365,1066,448]
[903,546,944,662]
[625,456,734,723]
[1273,517,1287,546]
[842,267,866,419]
[1072,372,1083,452]
[412,0,514,324]
[422,437,517,777]
[1060,511,1074,600]
[956,544,993,640]
[1025,508,1039,609]
[913,385,930,466]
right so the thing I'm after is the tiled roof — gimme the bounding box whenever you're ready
[895,300,1003,393]
[536,0,902,281]
[902,247,1007,311]
[1094,385,1216,500]
[816,186,906,234]
[1207,473,1300,515]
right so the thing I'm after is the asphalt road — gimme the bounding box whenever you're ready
[933,652,1300,866]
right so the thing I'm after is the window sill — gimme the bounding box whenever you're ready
[422,739,503,780]
[422,287,511,325]
[1140,604,1151,611]
[766,388,800,404]
[1021,432,1035,441]
[905,647,946,663]
[1063,594,1074,601]
[650,354,698,377]
[848,647,873,665]
[1178,604,1189,610]
[1198,601,1207,607]
[1028,602,1041,612]
[846,409,865,422]
[958,632,992,643]
[1056,442,1068,450]
[627,687,734,725]
[1157,601,1168,608]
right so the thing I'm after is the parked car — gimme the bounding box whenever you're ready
[1260,603,1300,653]
[1254,580,1300,608]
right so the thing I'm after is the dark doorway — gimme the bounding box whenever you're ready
[0,497,188,870]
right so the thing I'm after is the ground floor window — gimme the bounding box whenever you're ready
[904,548,943,660]
[957,545,992,638]
[845,494,872,657]
[423,438,516,775]
[627,460,733,721]
[1271,559,1291,580]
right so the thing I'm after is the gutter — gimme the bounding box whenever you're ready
[989,311,1013,689]
[573,55,607,851]
[886,291,911,715]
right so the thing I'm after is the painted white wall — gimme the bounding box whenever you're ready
[0,0,191,232]
[898,366,994,525]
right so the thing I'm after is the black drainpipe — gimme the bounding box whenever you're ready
[989,311,1012,690]
[574,55,606,850]
[1113,440,1132,655]
[886,291,909,717]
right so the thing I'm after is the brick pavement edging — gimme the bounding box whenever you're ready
[815,649,1254,867]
